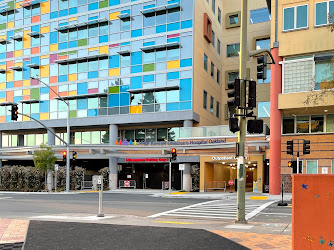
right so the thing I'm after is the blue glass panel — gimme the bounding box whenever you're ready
[7,31,13,38]
[181,20,192,29]
[31,114,40,120]
[143,74,154,82]
[120,85,129,92]
[0,92,5,98]
[40,101,49,113]
[88,16,98,21]
[6,116,12,123]
[31,25,40,32]
[89,2,98,10]
[131,29,142,38]
[108,94,119,107]
[59,42,68,50]
[77,99,87,109]
[59,9,68,17]
[109,0,120,6]
[109,55,120,68]
[78,82,87,94]
[31,57,39,64]
[296,5,308,28]
[316,2,327,25]
[50,12,58,19]
[69,7,77,15]
[58,75,68,82]
[167,103,179,111]
[40,87,49,94]
[180,58,192,67]
[131,52,142,65]
[120,93,130,106]
[14,96,23,103]
[23,62,30,80]
[167,38,179,43]
[50,32,58,44]
[130,76,142,89]
[99,35,108,43]
[121,42,130,46]
[131,65,142,73]
[167,71,179,80]
[167,22,180,31]
[250,8,270,24]
[6,82,13,88]
[69,41,77,48]
[88,109,98,116]
[180,78,192,101]
[121,9,131,14]
[180,101,191,110]
[143,41,155,46]
[88,71,98,78]
[0,53,5,60]
[156,25,166,33]
[283,7,294,30]
[258,101,270,118]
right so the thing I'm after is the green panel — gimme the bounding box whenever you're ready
[143,64,155,72]
[30,88,40,100]
[58,52,67,56]
[7,1,14,9]
[99,0,108,8]
[14,28,23,32]
[0,24,6,30]
[109,86,119,94]
[78,39,88,47]
[68,50,77,54]
[70,110,76,118]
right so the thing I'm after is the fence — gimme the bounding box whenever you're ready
[81,181,93,190]
[205,181,226,192]
[119,180,136,189]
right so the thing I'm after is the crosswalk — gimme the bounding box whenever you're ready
[149,200,277,220]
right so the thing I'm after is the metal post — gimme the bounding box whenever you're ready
[297,152,300,174]
[66,104,70,192]
[54,164,58,192]
[97,175,104,217]
[169,160,172,194]
[236,0,248,224]
[181,170,183,191]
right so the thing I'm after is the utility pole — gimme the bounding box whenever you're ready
[236,0,248,223]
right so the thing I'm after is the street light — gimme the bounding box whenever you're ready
[31,77,71,192]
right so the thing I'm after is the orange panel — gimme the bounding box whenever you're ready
[58,55,68,60]
[49,86,58,99]
[23,95,31,100]
[0,116,5,123]
[49,76,58,84]
[14,81,22,88]
[31,47,40,54]
[6,61,13,70]
[31,16,40,23]
[6,91,13,102]
[58,92,68,97]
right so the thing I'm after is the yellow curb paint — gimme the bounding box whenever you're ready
[249,196,268,200]
[170,192,190,195]
[154,221,194,225]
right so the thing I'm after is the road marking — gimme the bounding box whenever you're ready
[170,192,190,195]
[225,225,254,229]
[249,196,268,200]
[0,197,12,200]
[154,221,194,225]
[260,212,292,216]
[30,215,114,221]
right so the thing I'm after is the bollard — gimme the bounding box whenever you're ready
[97,175,104,217]
[277,182,288,206]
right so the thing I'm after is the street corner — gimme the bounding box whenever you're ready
[0,219,29,247]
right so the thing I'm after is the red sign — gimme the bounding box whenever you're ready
[165,181,169,189]
[124,181,130,187]
[125,158,169,162]
[228,180,234,186]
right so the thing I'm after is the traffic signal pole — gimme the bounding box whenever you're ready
[236,0,248,223]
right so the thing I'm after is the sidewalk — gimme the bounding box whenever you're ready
[0,219,29,244]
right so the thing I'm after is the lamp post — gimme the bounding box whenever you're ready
[31,77,71,192]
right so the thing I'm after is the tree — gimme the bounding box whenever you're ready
[33,143,57,190]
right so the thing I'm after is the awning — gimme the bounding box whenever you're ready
[127,85,179,93]
[54,53,108,64]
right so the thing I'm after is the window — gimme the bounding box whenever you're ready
[227,43,240,57]
[306,160,318,174]
[297,116,309,133]
[256,38,270,50]
[310,115,324,133]
[332,160,334,174]
[216,101,220,118]
[217,69,221,84]
[203,90,207,109]
[204,53,208,71]
[204,13,212,43]
[217,39,221,54]
[212,30,215,47]
[218,8,222,24]
[228,71,239,83]
[327,114,334,132]
[210,96,214,113]
[283,5,308,31]
[250,8,271,24]
[226,11,240,28]
[283,117,295,134]
[211,62,214,78]
[315,60,334,90]
[315,1,334,26]
[258,102,270,118]
[212,0,215,14]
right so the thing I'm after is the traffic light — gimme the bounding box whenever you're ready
[289,160,302,174]
[303,140,310,155]
[229,117,240,133]
[227,78,241,107]
[257,55,267,80]
[171,148,177,161]
[247,119,263,134]
[73,151,77,161]
[286,140,293,155]
[62,151,67,162]
[11,104,18,121]
[248,80,256,108]
[288,161,293,168]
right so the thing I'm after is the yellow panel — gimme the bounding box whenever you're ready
[109,68,120,76]
[23,89,30,95]
[68,74,77,81]
[40,113,49,120]
[23,116,30,121]
[109,12,120,20]
[23,31,31,49]
[0,65,5,70]
[41,1,50,14]
[249,196,268,200]
[50,44,58,51]
[167,60,180,69]
[7,22,14,29]
[99,46,108,54]
[14,50,23,57]
[6,71,13,82]
[130,106,142,114]
[23,80,30,86]
[15,2,22,8]
[69,17,77,21]
[40,26,50,33]
[14,62,22,67]
[68,91,77,96]
[88,47,98,51]
[0,98,5,102]
[0,35,5,40]
[40,55,49,59]
[0,83,5,89]
[40,65,49,78]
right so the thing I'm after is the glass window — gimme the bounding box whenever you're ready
[217,39,221,55]
[306,160,318,174]
[211,62,214,78]
[130,93,142,105]
[135,129,145,140]
[315,60,334,90]
[227,43,240,57]
[210,96,214,113]
[146,128,156,142]
[283,59,313,93]
[157,128,167,141]
[82,132,90,144]
[168,127,179,141]
[218,8,221,24]
[283,117,295,134]
[229,14,238,25]
[311,115,324,133]
[203,90,207,109]
[228,71,239,83]
[168,9,180,23]
[327,114,334,132]
[204,53,208,71]
[216,101,220,118]
[143,92,154,104]
[167,90,179,103]
[256,38,270,50]
[91,131,100,144]
[124,130,134,141]
[211,30,215,47]
[258,101,270,118]
[297,116,309,133]
[212,0,215,13]
[332,160,334,174]
[283,5,308,31]
[217,69,221,84]
[250,8,270,24]
[155,91,166,103]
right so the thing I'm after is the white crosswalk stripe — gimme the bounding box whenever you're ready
[149,200,277,220]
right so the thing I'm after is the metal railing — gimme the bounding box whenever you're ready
[205,181,226,192]
[81,181,93,190]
